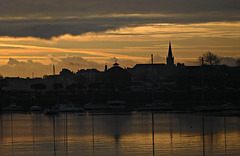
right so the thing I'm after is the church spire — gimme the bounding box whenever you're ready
[167,41,174,66]
[168,41,173,57]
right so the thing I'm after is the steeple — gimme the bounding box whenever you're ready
[168,42,173,57]
[167,41,174,66]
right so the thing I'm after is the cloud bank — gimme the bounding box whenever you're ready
[0,0,240,39]
[0,57,104,78]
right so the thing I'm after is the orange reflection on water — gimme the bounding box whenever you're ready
[1,113,240,156]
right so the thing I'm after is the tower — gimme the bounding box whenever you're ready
[167,42,174,66]
[53,64,56,75]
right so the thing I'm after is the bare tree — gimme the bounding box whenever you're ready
[199,51,220,65]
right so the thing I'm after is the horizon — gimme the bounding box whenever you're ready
[1,53,239,78]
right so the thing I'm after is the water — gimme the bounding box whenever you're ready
[0,112,240,156]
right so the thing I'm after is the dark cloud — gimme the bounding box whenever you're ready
[0,57,104,77]
[1,14,239,39]
[57,56,103,70]
[219,57,238,66]
[107,57,143,68]
[0,0,239,16]
[175,57,239,66]
[0,58,52,77]
[0,0,239,39]
[152,55,165,63]
[8,58,21,65]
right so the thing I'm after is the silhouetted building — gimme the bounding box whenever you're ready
[4,77,43,91]
[128,42,177,90]
[129,64,167,82]
[175,65,240,90]
[167,42,174,66]
[104,62,131,91]
[76,68,101,84]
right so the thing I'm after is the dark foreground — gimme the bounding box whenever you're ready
[1,89,240,112]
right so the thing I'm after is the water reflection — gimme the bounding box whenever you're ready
[202,113,205,156]
[91,115,95,156]
[53,115,56,156]
[151,113,154,156]
[65,113,68,156]
[223,116,228,155]
[0,112,240,156]
[11,113,14,156]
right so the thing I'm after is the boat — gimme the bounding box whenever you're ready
[107,100,126,111]
[220,103,240,110]
[44,107,59,114]
[135,104,173,111]
[57,104,84,112]
[135,101,173,111]
[193,105,221,111]
[83,103,109,111]
[30,105,43,111]
[2,103,25,112]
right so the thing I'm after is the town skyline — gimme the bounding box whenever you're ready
[0,42,239,78]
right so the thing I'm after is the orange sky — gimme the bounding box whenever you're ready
[0,1,240,77]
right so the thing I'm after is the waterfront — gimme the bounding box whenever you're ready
[0,112,240,156]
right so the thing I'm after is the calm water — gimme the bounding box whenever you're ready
[0,112,240,156]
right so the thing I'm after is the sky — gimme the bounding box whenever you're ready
[0,0,240,77]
